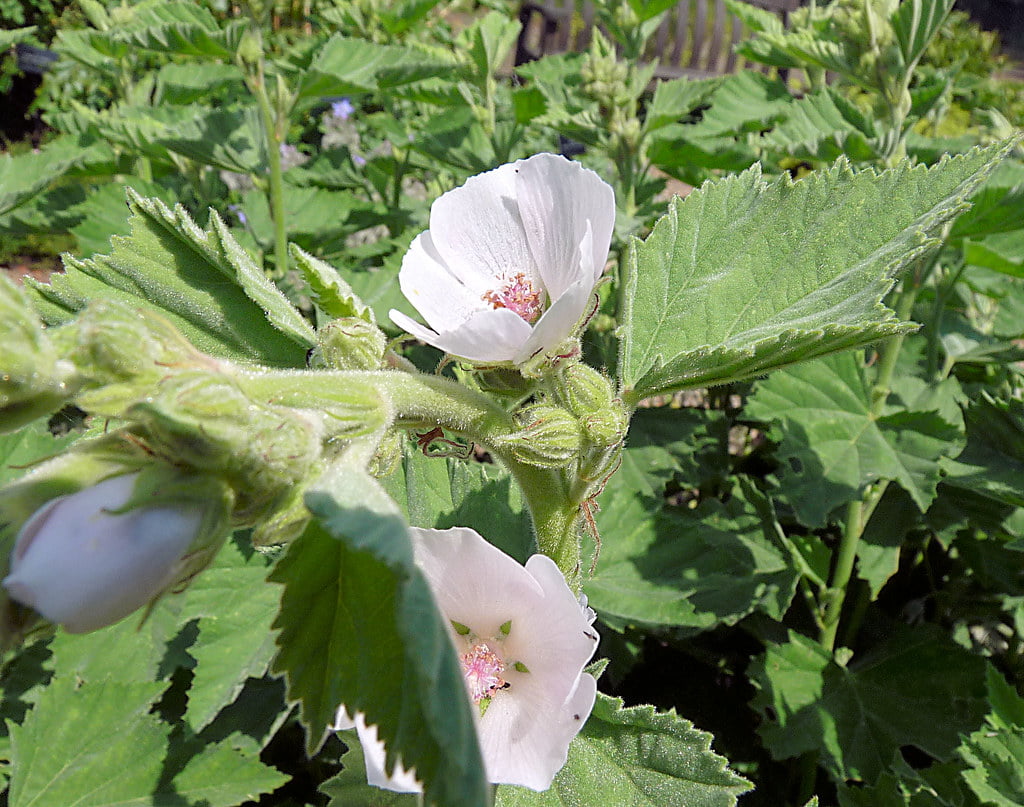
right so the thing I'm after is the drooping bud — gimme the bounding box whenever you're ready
[493,403,582,468]
[309,317,387,371]
[0,274,78,432]
[2,469,232,633]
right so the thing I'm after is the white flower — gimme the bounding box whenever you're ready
[336,526,600,792]
[389,153,615,365]
[2,473,201,633]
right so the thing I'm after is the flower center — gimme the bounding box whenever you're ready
[482,273,545,323]
[460,643,507,703]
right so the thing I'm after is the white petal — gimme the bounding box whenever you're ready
[480,672,597,790]
[428,162,540,291]
[515,154,615,298]
[398,231,488,330]
[347,713,423,793]
[391,308,531,364]
[513,276,594,365]
[410,527,546,639]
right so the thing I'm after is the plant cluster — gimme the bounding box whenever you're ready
[0,1,1023,805]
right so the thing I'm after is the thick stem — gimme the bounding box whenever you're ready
[238,368,584,578]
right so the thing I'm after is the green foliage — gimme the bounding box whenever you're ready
[494,694,751,806]
[619,144,1006,403]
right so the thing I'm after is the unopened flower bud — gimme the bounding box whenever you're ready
[555,364,627,447]
[0,274,77,432]
[495,403,582,468]
[309,317,387,371]
[2,471,231,633]
[57,300,207,417]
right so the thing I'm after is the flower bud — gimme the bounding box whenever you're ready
[126,371,323,523]
[57,300,207,417]
[0,274,77,432]
[555,364,627,447]
[2,471,230,633]
[494,403,582,468]
[309,317,387,371]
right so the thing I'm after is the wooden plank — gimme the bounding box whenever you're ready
[688,0,707,70]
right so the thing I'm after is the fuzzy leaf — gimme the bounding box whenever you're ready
[27,191,313,366]
[750,627,988,783]
[178,538,280,733]
[494,693,751,806]
[619,144,1010,403]
[269,467,487,806]
[959,727,1024,807]
[587,461,797,631]
[745,353,965,527]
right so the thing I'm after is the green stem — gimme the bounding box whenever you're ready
[238,368,584,579]
[820,285,918,650]
[252,57,289,278]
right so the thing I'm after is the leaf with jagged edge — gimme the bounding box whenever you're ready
[892,0,956,70]
[97,1,249,60]
[644,75,721,134]
[269,466,488,806]
[750,626,988,784]
[0,26,36,50]
[177,537,280,734]
[26,190,314,366]
[291,245,375,323]
[959,728,1024,807]
[745,352,965,527]
[762,89,881,163]
[723,0,783,34]
[618,143,1012,405]
[0,135,110,218]
[951,160,1024,240]
[942,394,1024,508]
[297,34,458,104]
[494,693,751,806]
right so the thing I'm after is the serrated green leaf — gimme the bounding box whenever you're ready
[950,160,1024,240]
[762,88,880,162]
[943,395,1024,508]
[619,144,1010,403]
[959,726,1024,807]
[8,676,169,807]
[68,177,174,257]
[153,61,246,105]
[723,0,783,33]
[892,0,955,70]
[107,2,248,60]
[745,353,964,527]
[178,537,279,733]
[495,693,750,806]
[0,27,36,50]
[270,467,487,806]
[291,245,374,322]
[158,104,268,175]
[643,76,721,134]
[298,34,457,102]
[163,732,289,807]
[0,421,77,487]
[27,191,313,366]
[587,465,797,631]
[750,626,988,783]
[0,136,107,218]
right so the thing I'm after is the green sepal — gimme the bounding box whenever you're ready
[0,274,78,433]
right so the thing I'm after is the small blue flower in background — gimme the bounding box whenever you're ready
[331,98,355,120]
[228,204,247,226]
[352,153,367,167]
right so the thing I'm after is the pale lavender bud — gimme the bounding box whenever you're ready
[352,153,367,167]
[3,474,201,633]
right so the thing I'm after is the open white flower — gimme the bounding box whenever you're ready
[336,526,599,792]
[389,153,615,365]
